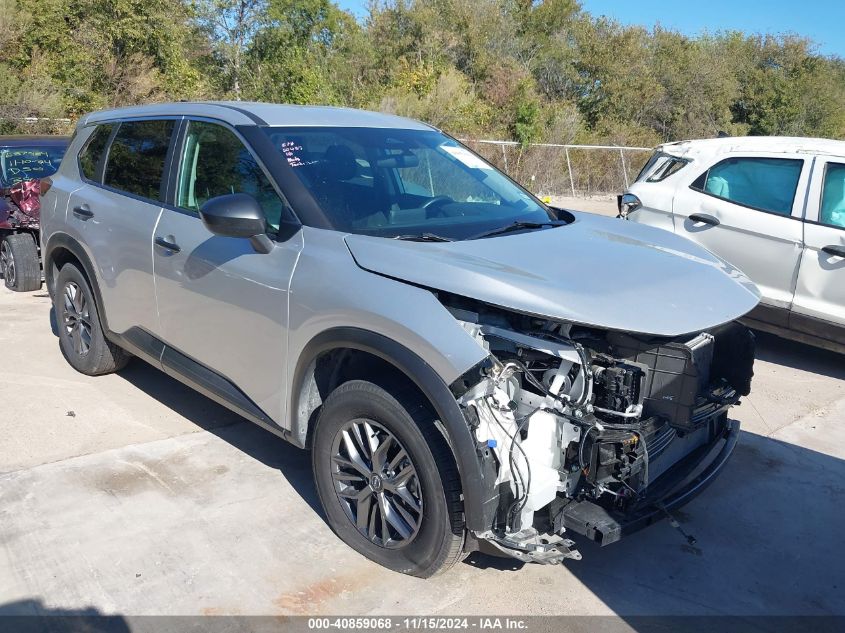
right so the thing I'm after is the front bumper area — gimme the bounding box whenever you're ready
[559,418,740,546]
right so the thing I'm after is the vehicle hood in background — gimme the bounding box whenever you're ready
[344,211,761,337]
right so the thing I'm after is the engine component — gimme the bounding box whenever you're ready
[605,331,715,431]
[592,361,645,414]
[447,300,753,564]
[582,427,645,492]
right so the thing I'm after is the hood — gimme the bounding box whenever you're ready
[344,211,761,337]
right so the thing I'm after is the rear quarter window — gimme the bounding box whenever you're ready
[635,151,688,183]
[819,162,845,229]
[78,124,114,182]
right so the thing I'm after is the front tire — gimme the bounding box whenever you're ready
[54,263,130,375]
[312,380,465,577]
[1,233,41,292]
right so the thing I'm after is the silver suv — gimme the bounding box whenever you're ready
[41,102,760,577]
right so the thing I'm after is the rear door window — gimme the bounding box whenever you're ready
[691,157,803,215]
[819,162,845,229]
[103,120,175,201]
[78,125,114,182]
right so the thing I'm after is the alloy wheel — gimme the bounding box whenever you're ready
[330,419,423,549]
[0,240,14,287]
[62,281,92,356]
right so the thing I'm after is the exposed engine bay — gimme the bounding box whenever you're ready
[442,294,755,564]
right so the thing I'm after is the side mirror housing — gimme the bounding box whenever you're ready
[199,193,273,253]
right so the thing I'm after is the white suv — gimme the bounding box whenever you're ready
[621,136,845,354]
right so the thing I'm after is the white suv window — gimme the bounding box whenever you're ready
[635,151,688,183]
[691,157,803,216]
[820,162,845,229]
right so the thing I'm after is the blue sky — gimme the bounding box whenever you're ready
[333,0,845,58]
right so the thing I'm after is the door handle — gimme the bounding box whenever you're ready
[689,213,720,226]
[72,205,94,219]
[822,244,845,258]
[154,236,181,253]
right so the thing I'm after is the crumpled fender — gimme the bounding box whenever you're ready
[9,179,41,221]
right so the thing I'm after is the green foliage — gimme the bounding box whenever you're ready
[1,0,844,144]
[241,0,357,104]
[510,79,541,146]
[0,0,209,130]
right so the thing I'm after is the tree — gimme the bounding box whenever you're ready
[242,0,357,104]
[2,0,845,149]
[1,0,209,122]
[191,0,267,98]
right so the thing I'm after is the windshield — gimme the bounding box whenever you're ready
[0,145,66,186]
[262,126,556,240]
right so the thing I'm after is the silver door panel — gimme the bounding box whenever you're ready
[66,185,162,334]
[152,209,303,423]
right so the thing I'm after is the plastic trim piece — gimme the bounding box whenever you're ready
[562,419,741,546]
[113,326,287,441]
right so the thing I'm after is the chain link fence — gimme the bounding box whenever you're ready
[460,139,654,198]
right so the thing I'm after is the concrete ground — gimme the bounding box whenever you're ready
[1,235,844,619]
[549,194,618,217]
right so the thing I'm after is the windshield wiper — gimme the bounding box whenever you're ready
[469,220,563,240]
[393,233,454,242]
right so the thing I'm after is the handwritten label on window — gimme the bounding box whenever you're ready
[280,141,316,168]
[2,149,61,183]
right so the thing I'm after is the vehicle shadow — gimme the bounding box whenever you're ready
[0,599,130,632]
[753,330,845,380]
[113,358,325,521]
[48,304,323,521]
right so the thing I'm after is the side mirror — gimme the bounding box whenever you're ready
[199,193,273,254]
[617,193,642,219]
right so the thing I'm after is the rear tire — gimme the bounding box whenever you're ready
[312,380,465,577]
[54,263,130,375]
[1,233,41,292]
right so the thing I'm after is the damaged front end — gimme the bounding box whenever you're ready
[445,296,754,564]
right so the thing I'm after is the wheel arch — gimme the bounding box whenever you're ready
[290,327,490,532]
[43,233,109,330]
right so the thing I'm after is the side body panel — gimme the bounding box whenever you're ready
[66,183,162,334]
[791,156,845,343]
[626,179,676,233]
[152,208,303,423]
[39,129,91,257]
[669,152,810,310]
[285,226,489,427]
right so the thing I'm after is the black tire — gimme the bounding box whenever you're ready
[54,263,130,375]
[312,380,465,578]
[1,233,41,292]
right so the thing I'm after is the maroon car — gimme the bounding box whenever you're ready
[0,135,69,291]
